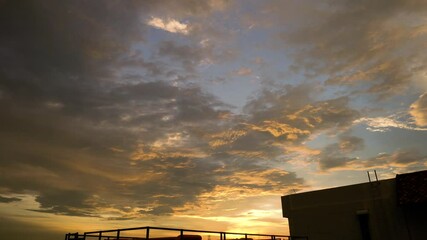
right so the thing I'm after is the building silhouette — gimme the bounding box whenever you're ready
[281,170,427,240]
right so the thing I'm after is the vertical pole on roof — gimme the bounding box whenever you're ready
[374,170,378,182]
[367,171,371,182]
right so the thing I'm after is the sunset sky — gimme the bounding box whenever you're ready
[1,1,427,239]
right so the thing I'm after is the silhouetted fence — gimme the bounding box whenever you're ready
[64,226,308,240]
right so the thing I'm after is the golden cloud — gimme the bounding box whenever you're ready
[410,93,427,127]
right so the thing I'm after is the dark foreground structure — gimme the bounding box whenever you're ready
[282,170,427,240]
[65,226,308,240]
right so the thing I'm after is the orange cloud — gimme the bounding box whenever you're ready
[410,93,427,127]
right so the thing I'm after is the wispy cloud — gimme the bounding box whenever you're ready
[147,17,189,35]
[234,67,253,76]
[321,149,427,172]
[355,113,427,132]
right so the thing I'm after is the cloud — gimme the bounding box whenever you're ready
[147,17,190,34]
[355,149,427,171]
[139,205,174,216]
[355,113,427,132]
[274,0,427,98]
[234,67,253,76]
[0,196,21,203]
[320,148,426,172]
[318,135,364,171]
[0,0,239,219]
[410,92,427,127]
[204,84,360,174]
[222,168,305,195]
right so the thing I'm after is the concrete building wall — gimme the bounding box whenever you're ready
[282,171,427,240]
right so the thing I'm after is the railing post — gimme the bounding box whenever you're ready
[116,230,121,240]
[245,234,247,240]
[146,227,150,240]
[180,230,184,240]
[98,231,102,240]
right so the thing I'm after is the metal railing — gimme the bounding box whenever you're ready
[65,226,308,240]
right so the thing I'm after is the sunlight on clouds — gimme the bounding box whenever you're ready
[245,121,310,139]
[228,150,268,159]
[355,113,427,132]
[173,194,290,234]
[147,17,189,35]
[130,144,162,161]
[284,144,321,156]
[198,186,260,202]
[131,132,208,161]
[410,93,427,127]
[153,132,188,148]
[226,169,292,188]
[287,105,323,128]
[130,144,207,161]
[209,129,247,148]
[327,62,391,85]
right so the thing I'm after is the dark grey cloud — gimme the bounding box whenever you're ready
[319,144,426,172]
[0,0,237,218]
[139,206,174,216]
[338,136,365,153]
[32,190,97,217]
[318,135,365,171]
[364,149,426,169]
[0,196,21,203]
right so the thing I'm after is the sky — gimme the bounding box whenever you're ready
[1,0,427,239]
